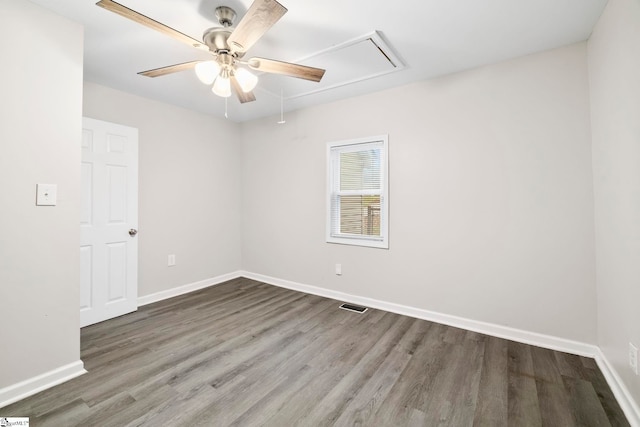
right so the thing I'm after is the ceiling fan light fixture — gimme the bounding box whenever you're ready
[212,72,232,98]
[235,68,259,93]
[99,0,326,106]
[195,61,220,85]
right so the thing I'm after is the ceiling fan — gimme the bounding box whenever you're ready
[96,0,326,103]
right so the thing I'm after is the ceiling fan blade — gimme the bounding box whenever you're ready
[226,0,287,53]
[138,61,202,78]
[231,76,257,103]
[248,57,325,82]
[96,0,207,50]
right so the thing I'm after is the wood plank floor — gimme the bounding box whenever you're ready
[2,278,630,426]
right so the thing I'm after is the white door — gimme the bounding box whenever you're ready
[80,117,138,327]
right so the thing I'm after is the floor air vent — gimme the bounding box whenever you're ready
[339,303,368,314]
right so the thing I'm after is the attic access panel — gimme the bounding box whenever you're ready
[259,31,404,100]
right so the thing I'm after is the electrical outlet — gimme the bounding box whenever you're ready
[335,264,342,275]
[630,343,639,375]
[168,254,176,267]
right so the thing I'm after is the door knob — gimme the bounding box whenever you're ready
[129,228,138,237]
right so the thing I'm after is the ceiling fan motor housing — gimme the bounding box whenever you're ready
[203,27,236,54]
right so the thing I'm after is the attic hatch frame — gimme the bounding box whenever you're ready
[261,30,405,101]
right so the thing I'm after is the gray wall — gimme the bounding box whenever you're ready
[83,82,242,297]
[589,0,640,407]
[241,43,597,344]
[0,0,83,387]
[5,0,639,414]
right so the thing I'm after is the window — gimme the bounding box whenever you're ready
[327,135,388,248]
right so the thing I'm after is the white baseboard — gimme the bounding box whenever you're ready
[0,361,86,409]
[595,350,640,427]
[6,272,636,424]
[0,273,241,410]
[241,271,598,357]
[137,271,242,307]
[241,271,640,425]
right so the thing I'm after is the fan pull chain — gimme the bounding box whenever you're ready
[225,97,228,119]
[277,88,286,124]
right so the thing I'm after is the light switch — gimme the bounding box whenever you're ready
[36,184,57,206]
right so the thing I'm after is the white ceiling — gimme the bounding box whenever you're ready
[31,0,607,122]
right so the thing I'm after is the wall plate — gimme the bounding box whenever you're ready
[36,183,57,206]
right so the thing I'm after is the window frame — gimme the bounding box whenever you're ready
[326,135,389,249]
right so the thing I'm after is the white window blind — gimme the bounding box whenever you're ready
[327,135,388,249]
